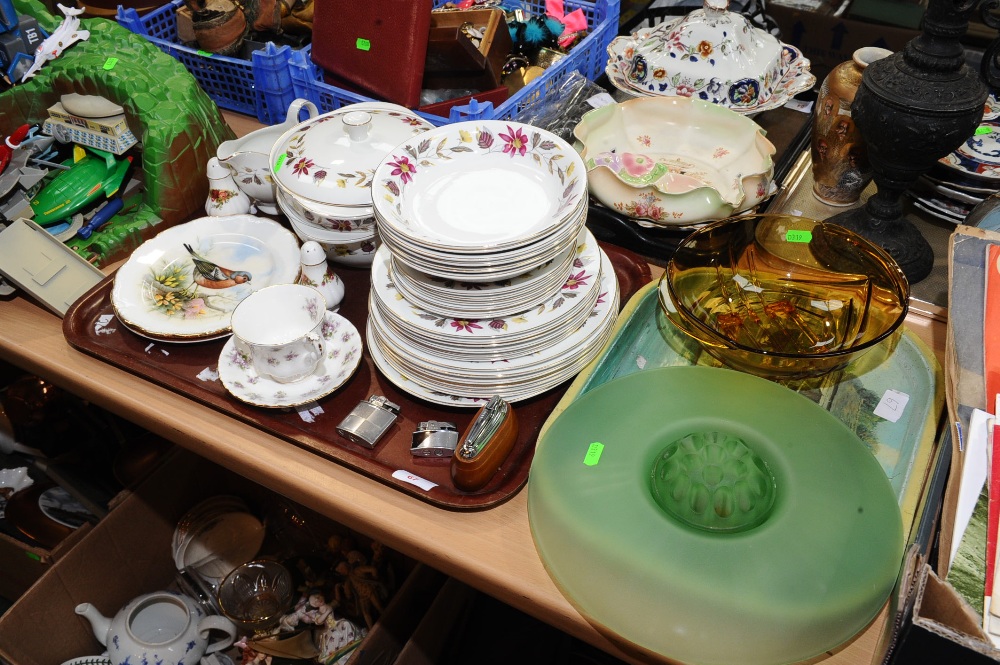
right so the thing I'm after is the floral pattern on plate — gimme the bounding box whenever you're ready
[112,215,300,341]
[373,121,587,250]
[218,311,362,408]
[606,43,815,117]
[371,235,601,343]
[366,253,621,406]
[937,121,1000,180]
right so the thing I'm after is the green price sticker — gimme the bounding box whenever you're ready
[584,442,604,466]
[356,38,371,51]
[103,57,118,70]
[197,50,213,57]
[976,125,993,136]
[274,153,287,171]
[786,229,812,243]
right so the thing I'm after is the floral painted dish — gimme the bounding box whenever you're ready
[372,120,587,251]
[575,96,775,226]
[370,258,617,380]
[937,120,1000,181]
[367,263,620,406]
[269,102,433,209]
[604,0,813,113]
[376,209,586,283]
[111,215,300,341]
[276,187,376,235]
[218,311,362,408]
[370,238,602,350]
[388,242,576,319]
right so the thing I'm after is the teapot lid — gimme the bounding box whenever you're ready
[270,102,434,208]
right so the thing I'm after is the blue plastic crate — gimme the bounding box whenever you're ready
[118,0,619,126]
[116,0,298,124]
[289,0,621,126]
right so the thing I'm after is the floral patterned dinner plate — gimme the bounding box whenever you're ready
[111,215,300,341]
[369,236,602,352]
[372,120,587,251]
[367,283,620,407]
[218,311,362,408]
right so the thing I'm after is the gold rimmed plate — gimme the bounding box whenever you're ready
[111,215,300,342]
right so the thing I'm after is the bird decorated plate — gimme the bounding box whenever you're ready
[218,311,363,408]
[111,215,300,341]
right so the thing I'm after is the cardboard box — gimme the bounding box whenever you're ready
[0,523,87,602]
[0,449,421,665]
[769,4,920,82]
[879,225,1000,663]
[394,577,617,665]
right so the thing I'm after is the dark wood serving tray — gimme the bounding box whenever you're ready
[63,242,651,510]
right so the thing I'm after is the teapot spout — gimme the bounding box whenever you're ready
[75,603,111,646]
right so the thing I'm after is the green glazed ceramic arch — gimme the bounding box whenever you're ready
[528,365,903,665]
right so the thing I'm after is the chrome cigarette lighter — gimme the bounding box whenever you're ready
[336,395,400,448]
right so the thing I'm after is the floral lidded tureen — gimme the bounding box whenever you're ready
[268,102,435,233]
[605,0,814,114]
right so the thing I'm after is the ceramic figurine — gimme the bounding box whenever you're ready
[205,156,251,216]
[298,240,344,311]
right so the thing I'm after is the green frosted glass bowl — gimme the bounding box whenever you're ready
[528,366,904,665]
[662,213,909,380]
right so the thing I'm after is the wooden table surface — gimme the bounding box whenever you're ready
[0,110,949,665]
[0,250,947,665]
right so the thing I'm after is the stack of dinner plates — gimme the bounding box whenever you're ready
[370,120,589,283]
[367,237,619,406]
[366,120,619,406]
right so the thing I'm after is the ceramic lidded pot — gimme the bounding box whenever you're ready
[269,102,434,233]
[811,47,893,205]
[605,0,812,111]
[76,591,237,665]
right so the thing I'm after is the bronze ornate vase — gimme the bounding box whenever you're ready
[826,0,989,284]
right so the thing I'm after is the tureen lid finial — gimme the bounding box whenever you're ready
[704,0,728,13]
[343,111,373,141]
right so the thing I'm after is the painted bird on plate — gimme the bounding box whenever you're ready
[184,243,252,289]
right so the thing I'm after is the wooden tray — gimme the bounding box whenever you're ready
[63,242,651,510]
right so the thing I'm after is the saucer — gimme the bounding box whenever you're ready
[218,311,363,408]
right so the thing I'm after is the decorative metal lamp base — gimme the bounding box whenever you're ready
[826,206,934,283]
[823,0,991,284]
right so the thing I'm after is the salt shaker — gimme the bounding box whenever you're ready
[298,241,344,311]
[204,156,252,216]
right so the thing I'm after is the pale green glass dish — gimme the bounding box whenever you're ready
[528,366,904,665]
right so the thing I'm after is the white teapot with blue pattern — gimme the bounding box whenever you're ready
[75,591,236,665]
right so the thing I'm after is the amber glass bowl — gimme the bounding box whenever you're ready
[660,213,909,379]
